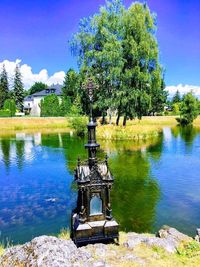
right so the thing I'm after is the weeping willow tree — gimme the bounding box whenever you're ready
[71,0,166,125]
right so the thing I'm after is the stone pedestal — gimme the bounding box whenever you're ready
[72,214,119,246]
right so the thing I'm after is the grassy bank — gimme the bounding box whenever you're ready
[0,245,4,257]
[97,124,162,140]
[1,230,200,266]
[57,230,200,267]
[1,116,200,140]
[0,117,69,132]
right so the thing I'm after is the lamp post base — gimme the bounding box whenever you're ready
[71,214,119,247]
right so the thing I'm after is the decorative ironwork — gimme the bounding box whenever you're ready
[71,76,119,247]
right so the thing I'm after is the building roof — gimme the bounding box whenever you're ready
[24,84,62,101]
[32,84,62,97]
[24,95,34,101]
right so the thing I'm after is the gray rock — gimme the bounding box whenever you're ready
[145,236,178,253]
[92,261,107,267]
[0,236,88,267]
[157,226,192,242]
[123,253,146,265]
[124,227,192,254]
[0,226,194,266]
[124,233,178,253]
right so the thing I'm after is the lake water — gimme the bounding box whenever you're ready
[0,126,200,244]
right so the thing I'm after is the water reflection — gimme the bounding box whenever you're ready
[0,127,200,244]
[0,138,11,171]
[110,151,160,233]
[171,126,199,145]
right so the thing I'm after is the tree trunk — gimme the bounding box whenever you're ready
[108,108,112,125]
[102,113,106,125]
[109,113,112,124]
[116,113,120,126]
[123,114,127,126]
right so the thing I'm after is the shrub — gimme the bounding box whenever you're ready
[176,92,199,125]
[172,103,180,115]
[60,97,71,116]
[177,241,200,258]
[3,99,16,117]
[40,94,60,117]
[69,116,88,137]
[0,110,10,117]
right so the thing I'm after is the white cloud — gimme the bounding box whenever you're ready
[166,84,200,98]
[0,59,65,90]
[1,59,200,99]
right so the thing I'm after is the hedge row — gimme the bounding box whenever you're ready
[0,110,11,117]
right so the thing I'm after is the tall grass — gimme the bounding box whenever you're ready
[57,228,70,240]
[1,116,200,140]
[0,117,71,136]
[0,244,4,256]
[97,124,162,140]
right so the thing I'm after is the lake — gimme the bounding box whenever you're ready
[0,126,200,244]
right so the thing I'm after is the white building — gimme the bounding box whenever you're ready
[23,85,62,116]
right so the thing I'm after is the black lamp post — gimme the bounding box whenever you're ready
[84,78,100,168]
[71,76,119,247]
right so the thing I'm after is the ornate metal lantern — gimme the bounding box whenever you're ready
[71,77,119,246]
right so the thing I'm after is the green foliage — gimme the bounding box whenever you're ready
[172,102,180,115]
[177,92,199,125]
[58,228,70,240]
[69,95,82,116]
[62,69,79,101]
[62,69,84,115]
[71,0,166,125]
[3,99,16,117]
[40,94,81,117]
[177,241,200,258]
[40,94,61,117]
[0,64,9,109]
[28,82,48,95]
[172,90,181,104]
[198,100,200,113]
[0,110,11,117]
[59,97,72,116]
[13,65,24,111]
[69,116,88,136]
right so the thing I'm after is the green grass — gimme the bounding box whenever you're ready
[0,244,4,256]
[1,116,200,140]
[96,124,162,140]
[57,228,70,240]
[1,232,200,266]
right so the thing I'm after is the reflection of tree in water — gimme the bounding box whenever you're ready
[41,133,62,149]
[0,138,11,171]
[171,126,200,146]
[41,133,87,173]
[58,133,162,233]
[16,140,25,170]
[110,151,160,233]
[146,133,164,161]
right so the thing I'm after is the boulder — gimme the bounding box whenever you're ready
[0,227,194,266]
[0,236,91,267]
[157,225,193,242]
[124,233,178,253]
[124,226,193,254]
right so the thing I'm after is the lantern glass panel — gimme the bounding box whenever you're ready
[90,196,102,215]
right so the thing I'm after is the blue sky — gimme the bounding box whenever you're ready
[0,0,200,92]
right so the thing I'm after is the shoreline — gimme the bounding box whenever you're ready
[1,226,200,266]
[1,116,200,140]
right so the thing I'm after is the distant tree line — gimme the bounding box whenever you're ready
[0,64,24,116]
